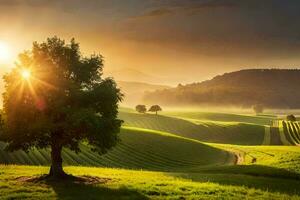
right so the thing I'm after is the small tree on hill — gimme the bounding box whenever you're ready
[135,105,147,114]
[0,37,123,179]
[149,105,162,115]
[253,104,264,115]
[287,114,297,122]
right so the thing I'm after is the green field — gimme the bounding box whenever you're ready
[0,127,234,171]
[1,109,300,199]
[163,111,275,125]
[281,120,300,145]
[119,112,266,145]
[1,165,300,200]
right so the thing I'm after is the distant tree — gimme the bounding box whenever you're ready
[287,114,297,122]
[135,105,147,113]
[149,105,162,115]
[0,37,123,179]
[253,104,264,115]
[177,83,183,88]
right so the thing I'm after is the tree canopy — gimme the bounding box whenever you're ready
[0,37,123,178]
[135,105,147,113]
[287,115,297,122]
[148,105,162,115]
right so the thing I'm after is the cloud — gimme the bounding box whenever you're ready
[0,0,58,7]
[132,0,237,20]
[1,0,300,85]
[182,0,237,14]
[139,8,174,18]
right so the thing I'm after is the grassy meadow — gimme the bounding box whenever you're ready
[1,165,300,200]
[1,108,300,199]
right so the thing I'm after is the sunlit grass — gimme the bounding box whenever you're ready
[1,165,300,199]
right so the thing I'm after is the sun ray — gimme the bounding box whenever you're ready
[32,77,58,91]
[16,81,25,102]
[27,79,39,103]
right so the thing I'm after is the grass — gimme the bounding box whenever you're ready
[0,127,234,171]
[1,165,300,200]
[278,120,292,145]
[162,110,275,126]
[119,112,265,145]
[213,144,300,174]
[282,121,300,145]
[262,126,271,145]
[1,109,300,199]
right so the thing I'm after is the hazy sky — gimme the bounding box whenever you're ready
[1,0,300,85]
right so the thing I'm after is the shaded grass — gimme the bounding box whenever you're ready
[1,165,300,200]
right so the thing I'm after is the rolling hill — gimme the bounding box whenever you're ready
[0,126,234,171]
[119,111,266,145]
[143,69,300,108]
[1,109,300,199]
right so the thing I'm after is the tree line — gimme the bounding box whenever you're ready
[143,69,300,108]
[136,104,162,115]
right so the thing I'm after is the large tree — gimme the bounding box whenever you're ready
[0,37,123,178]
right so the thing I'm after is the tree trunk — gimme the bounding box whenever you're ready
[49,143,67,178]
[156,111,157,115]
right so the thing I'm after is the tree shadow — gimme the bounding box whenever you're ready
[170,165,300,196]
[21,175,149,200]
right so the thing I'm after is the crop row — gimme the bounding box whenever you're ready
[280,121,300,145]
[119,112,265,145]
[0,127,234,171]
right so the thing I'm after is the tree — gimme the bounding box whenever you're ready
[287,114,297,122]
[0,37,123,178]
[148,105,162,115]
[135,105,147,114]
[253,104,264,115]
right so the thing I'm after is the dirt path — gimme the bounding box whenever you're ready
[234,152,244,165]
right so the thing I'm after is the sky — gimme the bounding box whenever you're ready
[1,0,300,86]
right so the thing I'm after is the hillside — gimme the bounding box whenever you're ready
[143,69,300,108]
[0,126,234,171]
[117,81,170,106]
[1,109,300,199]
[119,111,266,145]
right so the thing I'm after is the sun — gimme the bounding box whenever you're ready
[0,41,12,62]
[21,69,31,80]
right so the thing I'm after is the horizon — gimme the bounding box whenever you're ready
[1,67,300,108]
